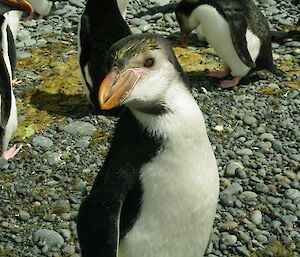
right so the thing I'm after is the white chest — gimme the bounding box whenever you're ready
[119,129,219,257]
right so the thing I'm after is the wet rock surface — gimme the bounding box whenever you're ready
[0,0,299,256]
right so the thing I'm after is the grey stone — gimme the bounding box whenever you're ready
[243,115,257,126]
[63,245,76,255]
[285,189,300,200]
[19,210,30,221]
[236,148,253,156]
[32,136,54,150]
[221,233,237,246]
[64,122,96,137]
[69,0,85,8]
[47,152,62,165]
[0,158,9,169]
[225,163,238,177]
[16,50,31,59]
[75,139,90,149]
[33,229,64,251]
[59,229,72,239]
[52,200,71,214]
[131,27,142,34]
[75,179,87,192]
[259,133,276,142]
[250,210,263,225]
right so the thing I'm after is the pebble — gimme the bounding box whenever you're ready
[0,158,9,169]
[64,121,96,137]
[243,115,257,126]
[32,136,54,150]
[19,210,30,221]
[259,133,276,142]
[47,152,62,165]
[33,229,64,251]
[285,189,300,200]
[250,210,263,225]
[236,148,253,156]
[51,200,71,214]
[221,233,237,246]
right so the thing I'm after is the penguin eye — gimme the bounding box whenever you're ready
[144,58,155,68]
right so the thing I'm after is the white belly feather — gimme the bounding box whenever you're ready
[119,97,219,257]
[190,5,261,77]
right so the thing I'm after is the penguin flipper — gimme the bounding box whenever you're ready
[0,50,12,132]
[228,15,256,68]
[77,186,123,257]
[79,13,92,92]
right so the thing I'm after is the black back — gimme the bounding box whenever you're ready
[0,16,14,148]
[176,0,276,72]
[79,0,131,111]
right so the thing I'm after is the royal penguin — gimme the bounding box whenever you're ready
[78,0,131,112]
[0,0,32,160]
[77,33,220,257]
[175,0,280,88]
[5,0,52,41]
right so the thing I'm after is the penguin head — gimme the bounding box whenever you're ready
[0,0,32,15]
[98,33,187,114]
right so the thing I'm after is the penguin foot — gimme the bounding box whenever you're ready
[2,145,22,160]
[206,68,230,79]
[23,12,44,21]
[219,76,241,89]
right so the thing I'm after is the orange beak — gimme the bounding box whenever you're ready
[2,0,33,13]
[98,68,147,110]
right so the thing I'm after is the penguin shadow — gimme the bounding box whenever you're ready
[186,71,220,91]
[185,71,273,91]
[29,89,94,119]
[29,89,124,118]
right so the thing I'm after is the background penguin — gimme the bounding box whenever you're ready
[0,0,32,160]
[78,0,131,112]
[6,0,53,41]
[77,33,219,257]
[25,0,53,19]
[175,0,280,88]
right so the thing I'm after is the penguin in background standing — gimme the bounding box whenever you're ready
[176,0,280,88]
[0,0,32,160]
[77,33,219,257]
[6,0,53,41]
[78,0,131,112]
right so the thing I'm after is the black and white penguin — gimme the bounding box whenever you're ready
[26,0,53,19]
[0,0,32,160]
[175,0,279,88]
[78,0,131,111]
[5,0,52,41]
[77,33,219,257]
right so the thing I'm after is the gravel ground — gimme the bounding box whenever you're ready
[0,0,299,256]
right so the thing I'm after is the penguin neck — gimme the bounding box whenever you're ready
[130,80,208,140]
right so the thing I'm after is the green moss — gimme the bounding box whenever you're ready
[91,130,112,145]
[14,34,89,140]
[0,249,13,256]
[174,46,222,73]
[250,241,296,257]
